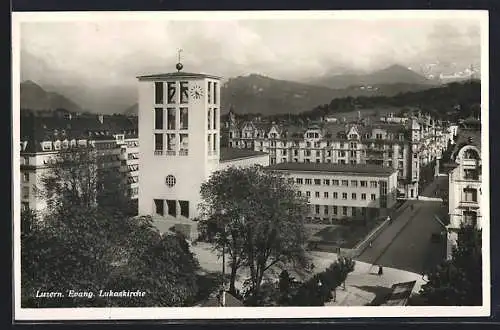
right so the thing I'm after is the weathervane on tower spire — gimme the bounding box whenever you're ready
[176,48,184,72]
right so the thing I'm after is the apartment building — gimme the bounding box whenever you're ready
[227,110,449,199]
[267,162,398,224]
[447,129,482,259]
[19,113,139,212]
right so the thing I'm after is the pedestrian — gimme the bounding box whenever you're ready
[369,241,373,248]
[310,263,315,272]
[378,265,384,276]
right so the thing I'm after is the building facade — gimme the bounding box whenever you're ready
[19,113,139,213]
[137,66,269,222]
[447,131,482,259]
[227,110,449,199]
[267,163,398,224]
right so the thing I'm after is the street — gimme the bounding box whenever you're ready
[357,175,448,275]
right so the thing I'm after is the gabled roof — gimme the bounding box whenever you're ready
[20,114,139,153]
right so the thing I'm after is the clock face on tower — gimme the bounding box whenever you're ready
[189,84,204,99]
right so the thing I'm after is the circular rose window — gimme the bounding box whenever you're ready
[165,175,176,187]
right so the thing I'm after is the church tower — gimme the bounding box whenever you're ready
[136,59,222,219]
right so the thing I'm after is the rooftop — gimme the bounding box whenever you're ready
[137,71,222,81]
[266,162,397,176]
[450,128,481,160]
[219,148,268,162]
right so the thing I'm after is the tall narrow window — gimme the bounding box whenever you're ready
[207,108,212,130]
[180,108,189,130]
[208,82,212,104]
[154,199,164,216]
[154,108,163,129]
[213,133,217,152]
[213,108,218,130]
[180,81,189,103]
[180,200,190,218]
[167,82,177,104]
[207,135,212,155]
[155,82,163,104]
[179,134,189,156]
[154,133,163,151]
[167,200,176,217]
[167,108,176,130]
[213,82,218,104]
[167,134,176,155]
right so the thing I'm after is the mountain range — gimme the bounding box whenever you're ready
[307,64,437,89]
[21,65,442,116]
[20,80,83,113]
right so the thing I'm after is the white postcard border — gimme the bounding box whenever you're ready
[12,10,490,321]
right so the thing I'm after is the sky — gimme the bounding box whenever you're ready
[17,13,483,112]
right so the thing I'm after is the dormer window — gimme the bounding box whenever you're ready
[70,139,77,148]
[62,140,69,149]
[42,141,52,151]
[54,140,61,150]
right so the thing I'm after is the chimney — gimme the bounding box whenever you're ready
[98,114,104,124]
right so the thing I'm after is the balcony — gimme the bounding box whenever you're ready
[179,150,189,156]
[459,199,479,209]
[154,150,163,156]
[462,159,479,167]
[165,150,176,156]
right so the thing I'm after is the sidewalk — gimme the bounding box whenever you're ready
[192,242,425,306]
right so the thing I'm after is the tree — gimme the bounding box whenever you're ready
[337,256,356,290]
[37,147,99,210]
[419,223,482,305]
[199,166,309,302]
[110,231,200,307]
[277,270,301,306]
[22,146,200,307]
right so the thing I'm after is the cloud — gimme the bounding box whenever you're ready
[19,16,482,111]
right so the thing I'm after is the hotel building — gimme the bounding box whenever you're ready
[19,112,139,212]
[447,129,482,259]
[226,110,449,199]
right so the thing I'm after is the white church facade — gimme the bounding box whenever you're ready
[137,64,269,226]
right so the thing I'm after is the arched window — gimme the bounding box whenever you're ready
[464,149,480,160]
